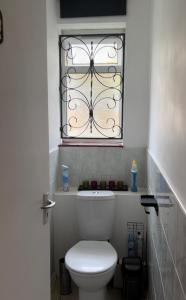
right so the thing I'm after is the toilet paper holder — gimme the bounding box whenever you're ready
[140,195,159,216]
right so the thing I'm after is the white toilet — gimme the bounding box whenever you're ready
[65,190,117,300]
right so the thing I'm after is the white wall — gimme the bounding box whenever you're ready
[47,0,61,151]
[124,0,151,147]
[149,0,186,209]
[58,0,151,147]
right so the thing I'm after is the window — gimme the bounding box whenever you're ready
[59,34,125,144]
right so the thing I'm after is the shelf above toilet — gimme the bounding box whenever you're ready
[77,190,115,198]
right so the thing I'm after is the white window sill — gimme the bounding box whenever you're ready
[59,139,124,148]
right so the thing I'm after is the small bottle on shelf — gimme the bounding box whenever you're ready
[131,160,138,192]
[61,164,69,192]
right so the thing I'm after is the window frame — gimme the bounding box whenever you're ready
[59,33,125,146]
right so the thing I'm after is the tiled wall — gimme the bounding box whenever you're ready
[60,147,147,188]
[49,149,60,275]
[49,149,59,195]
[147,153,186,300]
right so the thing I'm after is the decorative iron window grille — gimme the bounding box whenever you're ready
[59,34,125,139]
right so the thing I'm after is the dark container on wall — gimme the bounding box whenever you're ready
[60,0,127,18]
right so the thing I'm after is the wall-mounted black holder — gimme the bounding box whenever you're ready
[0,10,4,44]
[140,195,159,216]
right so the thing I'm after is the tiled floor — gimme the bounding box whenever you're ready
[51,277,122,300]
[51,276,148,300]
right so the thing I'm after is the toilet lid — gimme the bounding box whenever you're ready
[65,241,117,274]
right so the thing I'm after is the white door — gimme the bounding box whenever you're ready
[0,1,52,300]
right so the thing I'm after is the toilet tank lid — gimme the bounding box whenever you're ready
[77,190,115,199]
[65,241,117,274]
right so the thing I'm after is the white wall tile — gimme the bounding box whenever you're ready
[147,153,186,300]
[176,205,186,297]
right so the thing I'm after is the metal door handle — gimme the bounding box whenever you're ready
[41,193,56,209]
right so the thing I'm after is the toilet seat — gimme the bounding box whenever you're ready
[65,241,117,275]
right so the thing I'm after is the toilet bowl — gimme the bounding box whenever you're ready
[65,240,117,300]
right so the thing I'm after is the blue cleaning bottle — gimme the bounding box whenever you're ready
[128,233,135,257]
[61,164,69,192]
[131,160,138,192]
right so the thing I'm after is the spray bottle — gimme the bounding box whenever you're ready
[131,160,138,192]
[61,164,69,192]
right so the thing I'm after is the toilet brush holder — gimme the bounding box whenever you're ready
[59,258,72,295]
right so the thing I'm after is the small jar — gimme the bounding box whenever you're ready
[100,181,107,190]
[109,180,115,190]
[117,181,124,190]
[82,180,90,190]
[91,180,98,190]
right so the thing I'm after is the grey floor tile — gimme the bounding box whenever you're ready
[51,277,122,300]
[52,276,148,300]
